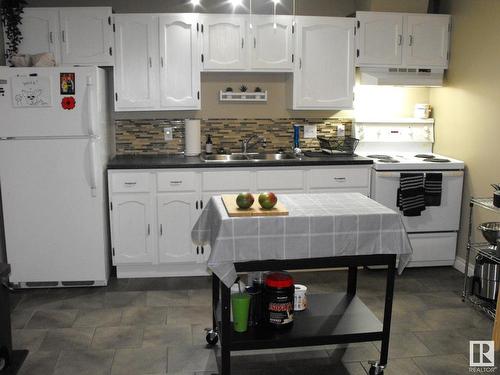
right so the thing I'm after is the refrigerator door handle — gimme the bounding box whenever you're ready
[86,75,97,137]
[88,136,98,198]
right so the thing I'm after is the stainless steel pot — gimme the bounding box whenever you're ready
[473,255,500,301]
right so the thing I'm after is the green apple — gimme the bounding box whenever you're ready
[236,192,254,209]
[258,192,278,209]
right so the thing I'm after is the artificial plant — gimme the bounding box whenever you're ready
[1,0,28,63]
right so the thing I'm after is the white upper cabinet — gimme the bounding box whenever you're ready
[292,16,355,110]
[356,12,403,66]
[201,15,248,70]
[59,7,114,65]
[356,12,450,69]
[159,14,201,109]
[405,14,451,68]
[14,8,61,62]
[114,15,159,111]
[250,15,293,71]
[4,7,113,66]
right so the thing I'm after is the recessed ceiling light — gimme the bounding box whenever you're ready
[272,0,280,3]
[191,0,201,6]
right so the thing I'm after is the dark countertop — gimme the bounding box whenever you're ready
[108,154,373,169]
[0,263,10,278]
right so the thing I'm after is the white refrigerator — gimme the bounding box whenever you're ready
[0,66,111,287]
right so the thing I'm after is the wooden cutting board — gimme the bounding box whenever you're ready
[221,195,289,217]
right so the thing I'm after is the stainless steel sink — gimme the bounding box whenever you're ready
[200,152,297,162]
[247,153,296,161]
[200,154,249,162]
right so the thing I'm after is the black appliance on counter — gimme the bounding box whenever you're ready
[0,263,12,371]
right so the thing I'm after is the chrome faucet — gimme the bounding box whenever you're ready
[240,134,267,154]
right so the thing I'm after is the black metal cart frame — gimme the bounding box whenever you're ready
[209,254,397,375]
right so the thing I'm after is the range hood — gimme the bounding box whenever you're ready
[359,67,444,87]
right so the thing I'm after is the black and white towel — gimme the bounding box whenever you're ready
[425,173,443,206]
[397,173,426,216]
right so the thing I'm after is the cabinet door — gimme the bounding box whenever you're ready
[114,15,159,111]
[157,193,199,264]
[59,7,113,65]
[159,14,201,109]
[12,8,61,63]
[356,12,403,66]
[201,15,247,70]
[111,194,154,264]
[294,17,355,109]
[405,14,450,68]
[250,15,293,71]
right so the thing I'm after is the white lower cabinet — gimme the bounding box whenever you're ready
[108,165,371,278]
[157,193,200,263]
[110,193,154,265]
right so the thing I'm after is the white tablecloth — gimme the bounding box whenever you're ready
[191,193,412,287]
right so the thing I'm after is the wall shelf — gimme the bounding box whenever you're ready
[219,91,268,102]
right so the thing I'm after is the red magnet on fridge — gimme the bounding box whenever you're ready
[61,96,76,110]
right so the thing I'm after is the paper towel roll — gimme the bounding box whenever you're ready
[184,119,201,156]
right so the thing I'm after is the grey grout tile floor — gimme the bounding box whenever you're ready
[8,267,496,374]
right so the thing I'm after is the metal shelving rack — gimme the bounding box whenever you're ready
[462,197,500,320]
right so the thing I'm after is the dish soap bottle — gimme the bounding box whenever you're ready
[205,134,213,155]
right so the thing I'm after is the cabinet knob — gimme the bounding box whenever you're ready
[61,30,66,43]
[398,34,403,46]
[147,224,151,235]
[409,35,414,46]
[160,224,163,236]
[196,201,199,209]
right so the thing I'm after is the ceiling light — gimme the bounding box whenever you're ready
[191,0,201,6]
[272,0,280,3]
[230,0,243,8]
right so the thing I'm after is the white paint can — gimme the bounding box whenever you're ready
[294,284,308,311]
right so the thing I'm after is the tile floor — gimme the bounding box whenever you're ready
[6,267,495,375]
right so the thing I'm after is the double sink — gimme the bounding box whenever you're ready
[200,152,297,162]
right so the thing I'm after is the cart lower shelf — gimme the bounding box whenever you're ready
[215,293,383,350]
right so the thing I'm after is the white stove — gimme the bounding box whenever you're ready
[353,119,465,268]
[360,152,465,171]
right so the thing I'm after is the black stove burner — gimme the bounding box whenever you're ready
[423,158,450,163]
[415,154,435,159]
[367,154,392,159]
[378,159,400,163]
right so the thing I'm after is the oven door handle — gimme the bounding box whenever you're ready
[377,171,463,178]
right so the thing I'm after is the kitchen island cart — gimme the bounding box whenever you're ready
[192,193,412,375]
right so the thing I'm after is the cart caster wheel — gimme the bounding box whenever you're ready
[205,330,219,346]
[368,362,384,375]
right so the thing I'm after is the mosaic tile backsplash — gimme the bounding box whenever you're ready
[115,118,353,155]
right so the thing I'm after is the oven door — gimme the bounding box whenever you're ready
[370,169,464,232]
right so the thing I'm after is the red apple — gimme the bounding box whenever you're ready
[236,192,254,209]
[258,192,278,209]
